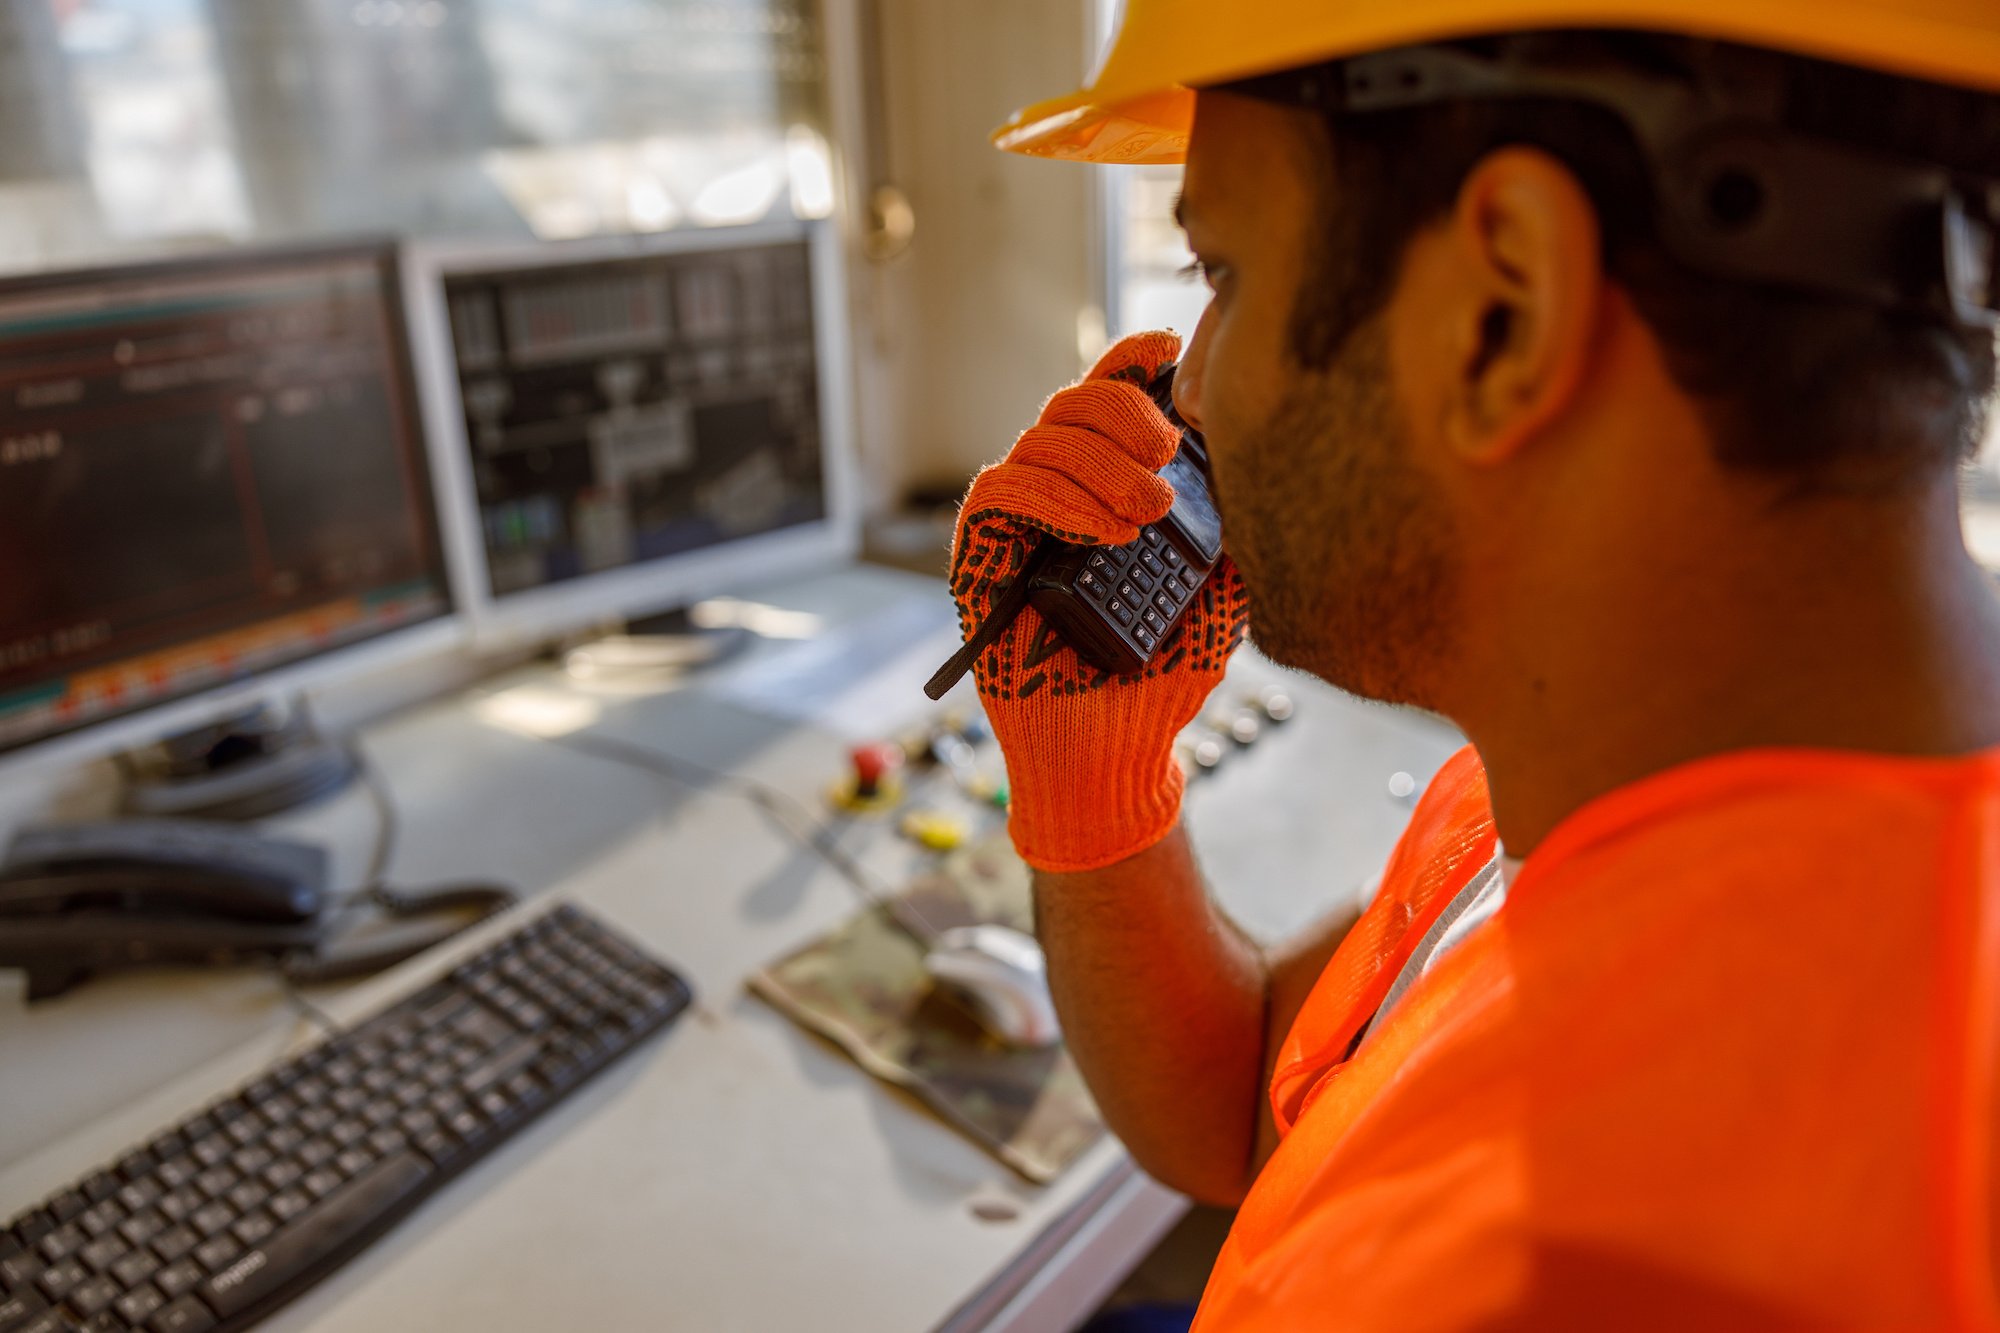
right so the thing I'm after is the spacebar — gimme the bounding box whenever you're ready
[199,1152,434,1320]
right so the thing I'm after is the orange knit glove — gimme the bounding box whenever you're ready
[951,330,1249,873]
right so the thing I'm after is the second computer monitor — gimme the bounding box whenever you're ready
[411,220,855,644]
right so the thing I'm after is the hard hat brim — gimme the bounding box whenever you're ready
[994,1,2000,165]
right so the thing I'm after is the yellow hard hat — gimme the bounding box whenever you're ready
[995,0,2000,163]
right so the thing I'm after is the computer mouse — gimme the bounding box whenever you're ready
[922,923,1062,1048]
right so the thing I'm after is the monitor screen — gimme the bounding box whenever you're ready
[441,235,828,601]
[0,244,452,756]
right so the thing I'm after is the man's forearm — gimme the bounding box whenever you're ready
[1033,821,1270,1205]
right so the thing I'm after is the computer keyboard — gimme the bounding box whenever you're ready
[0,903,691,1333]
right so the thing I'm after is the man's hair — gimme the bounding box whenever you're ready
[1286,32,2000,492]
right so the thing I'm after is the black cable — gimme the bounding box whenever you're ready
[353,749,401,894]
[545,731,944,946]
[282,747,515,991]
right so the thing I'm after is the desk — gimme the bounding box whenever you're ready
[0,564,1462,1331]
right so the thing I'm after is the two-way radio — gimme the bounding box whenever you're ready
[925,364,1223,698]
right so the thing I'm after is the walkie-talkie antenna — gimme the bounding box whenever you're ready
[923,541,1056,700]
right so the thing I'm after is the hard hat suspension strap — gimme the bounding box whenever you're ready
[1227,41,2000,329]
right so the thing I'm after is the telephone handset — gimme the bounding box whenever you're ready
[0,820,328,1000]
[0,819,515,1001]
[925,363,1222,696]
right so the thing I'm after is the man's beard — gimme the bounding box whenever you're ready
[1215,323,1462,709]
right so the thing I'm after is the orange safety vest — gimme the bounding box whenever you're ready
[1195,744,2000,1329]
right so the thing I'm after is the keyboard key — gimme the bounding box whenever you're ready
[36,1225,81,1263]
[228,1147,272,1178]
[115,1148,157,1182]
[42,1197,82,1228]
[227,1214,273,1249]
[0,1251,40,1294]
[109,1247,157,1287]
[68,1274,118,1316]
[113,1284,164,1327]
[191,1238,239,1276]
[115,1215,161,1250]
[189,1206,231,1241]
[267,1192,309,1225]
[33,1259,83,1301]
[76,1236,123,1275]
[156,1190,200,1226]
[0,1290,49,1331]
[154,1261,201,1300]
[150,1228,196,1264]
[149,1296,215,1333]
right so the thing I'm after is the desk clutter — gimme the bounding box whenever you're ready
[751,670,1299,1184]
[753,832,1098,1184]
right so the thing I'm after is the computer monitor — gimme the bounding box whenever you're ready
[0,241,457,778]
[405,219,857,648]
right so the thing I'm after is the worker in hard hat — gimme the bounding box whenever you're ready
[947,4,2000,1326]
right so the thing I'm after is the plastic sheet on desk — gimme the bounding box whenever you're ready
[714,596,961,737]
[748,834,1104,1183]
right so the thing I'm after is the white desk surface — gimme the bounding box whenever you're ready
[0,563,1461,1332]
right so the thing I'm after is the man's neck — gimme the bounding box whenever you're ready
[1457,482,2000,855]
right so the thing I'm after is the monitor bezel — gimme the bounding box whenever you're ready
[403,218,860,653]
[0,238,465,782]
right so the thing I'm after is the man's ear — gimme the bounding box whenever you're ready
[1440,146,1603,465]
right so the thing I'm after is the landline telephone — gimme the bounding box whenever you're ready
[926,362,1223,696]
[0,820,513,1001]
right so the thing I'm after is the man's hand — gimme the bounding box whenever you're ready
[950,330,1248,872]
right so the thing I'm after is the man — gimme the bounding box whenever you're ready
[948,3,2000,1326]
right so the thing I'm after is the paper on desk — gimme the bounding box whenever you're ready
[748,834,1104,1184]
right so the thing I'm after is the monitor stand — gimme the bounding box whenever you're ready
[117,700,358,822]
[561,606,753,682]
